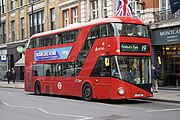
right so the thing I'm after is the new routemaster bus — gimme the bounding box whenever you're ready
[25,16,153,100]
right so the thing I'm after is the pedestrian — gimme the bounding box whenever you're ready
[12,68,16,83]
[151,64,158,92]
[6,69,12,84]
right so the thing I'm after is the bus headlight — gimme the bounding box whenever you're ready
[118,87,125,95]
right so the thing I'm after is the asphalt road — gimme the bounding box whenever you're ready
[0,88,180,120]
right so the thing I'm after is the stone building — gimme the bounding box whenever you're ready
[1,0,180,86]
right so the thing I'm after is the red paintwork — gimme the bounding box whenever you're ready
[24,16,152,100]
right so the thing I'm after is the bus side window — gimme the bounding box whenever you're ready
[33,70,38,76]
[46,69,51,76]
[62,32,69,44]
[69,31,75,42]
[100,24,107,38]
[74,30,80,40]
[55,34,59,45]
[90,57,110,77]
[107,24,114,37]
[28,38,34,48]
[58,33,62,44]
[50,35,55,46]
[44,64,52,76]
[56,64,62,76]
[39,37,44,47]
[34,38,39,48]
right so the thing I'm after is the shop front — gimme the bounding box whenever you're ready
[7,41,26,81]
[0,48,8,80]
[152,26,180,86]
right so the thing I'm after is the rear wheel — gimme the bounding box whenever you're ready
[34,81,41,95]
[82,84,92,101]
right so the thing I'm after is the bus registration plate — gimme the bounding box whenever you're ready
[135,94,144,97]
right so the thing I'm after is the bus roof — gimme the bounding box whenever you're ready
[31,16,145,38]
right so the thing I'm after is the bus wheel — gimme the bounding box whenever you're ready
[34,81,41,95]
[82,84,92,101]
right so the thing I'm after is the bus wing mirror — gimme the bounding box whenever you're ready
[105,58,110,66]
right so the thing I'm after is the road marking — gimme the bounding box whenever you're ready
[147,108,180,112]
[1,101,93,120]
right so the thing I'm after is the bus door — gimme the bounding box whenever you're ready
[90,57,112,99]
[61,63,76,95]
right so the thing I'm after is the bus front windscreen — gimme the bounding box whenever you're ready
[112,23,150,38]
[112,56,151,84]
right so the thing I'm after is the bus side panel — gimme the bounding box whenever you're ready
[92,78,111,99]
[38,77,54,94]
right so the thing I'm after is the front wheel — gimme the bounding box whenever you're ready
[82,84,92,101]
[34,81,41,95]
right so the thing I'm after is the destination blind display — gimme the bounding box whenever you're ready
[120,43,150,53]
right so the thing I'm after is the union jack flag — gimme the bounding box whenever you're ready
[116,0,133,17]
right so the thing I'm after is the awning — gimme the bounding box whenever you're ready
[15,56,25,66]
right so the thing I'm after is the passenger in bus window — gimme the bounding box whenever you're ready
[112,64,118,77]
[33,70,38,76]
[128,27,140,36]
[46,69,51,76]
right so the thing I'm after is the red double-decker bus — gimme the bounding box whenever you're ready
[25,16,153,100]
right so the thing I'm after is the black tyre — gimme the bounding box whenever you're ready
[34,81,41,95]
[82,84,92,101]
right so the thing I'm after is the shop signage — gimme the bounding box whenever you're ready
[152,26,180,45]
[34,46,72,61]
[0,50,7,55]
[120,43,150,53]
[1,55,6,62]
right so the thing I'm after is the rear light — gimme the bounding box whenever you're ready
[118,87,125,95]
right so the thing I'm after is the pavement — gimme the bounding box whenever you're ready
[0,80,180,103]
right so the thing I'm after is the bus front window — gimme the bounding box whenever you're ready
[112,56,151,84]
[112,23,149,38]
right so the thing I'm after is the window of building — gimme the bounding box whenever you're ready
[30,11,44,36]
[72,7,78,23]
[91,0,98,19]
[1,0,6,13]
[20,0,24,6]
[102,0,107,18]
[128,0,140,16]
[38,11,44,32]
[159,0,170,10]
[11,21,15,42]
[21,18,25,40]
[63,10,69,27]
[50,8,55,30]
[10,0,15,10]
[0,22,6,44]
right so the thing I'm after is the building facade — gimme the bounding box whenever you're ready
[150,0,180,87]
[1,0,180,86]
[0,0,60,80]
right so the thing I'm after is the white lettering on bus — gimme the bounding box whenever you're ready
[95,47,105,52]
[36,50,57,57]
[121,44,132,49]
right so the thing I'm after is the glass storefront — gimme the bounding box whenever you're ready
[162,45,180,86]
